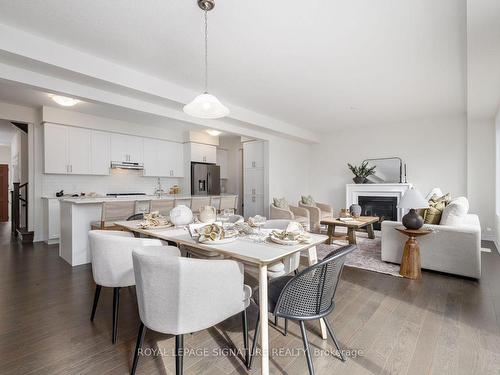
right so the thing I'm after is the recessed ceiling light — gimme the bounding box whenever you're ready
[50,95,80,107]
[206,129,221,136]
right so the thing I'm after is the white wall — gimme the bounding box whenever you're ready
[0,145,10,164]
[467,118,496,239]
[308,117,468,214]
[267,136,311,207]
[495,109,500,247]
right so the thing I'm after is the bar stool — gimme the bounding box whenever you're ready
[149,199,175,216]
[218,195,238,214]
[90,201,137,230]
[190,196,212,214]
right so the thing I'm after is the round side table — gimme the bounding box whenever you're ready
[395,227,432,280]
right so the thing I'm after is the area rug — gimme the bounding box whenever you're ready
[316,230,403,277]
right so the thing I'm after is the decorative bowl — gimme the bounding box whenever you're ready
[169,205,193,226]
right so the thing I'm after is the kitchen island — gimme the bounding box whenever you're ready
[58,194,238,266]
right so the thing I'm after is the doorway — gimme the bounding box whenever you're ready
[0,164,8,222]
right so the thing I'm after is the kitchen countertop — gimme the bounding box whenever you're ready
[54,194,237,204]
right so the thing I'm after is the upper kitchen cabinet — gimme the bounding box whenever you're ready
[243,140,265,169]
[44,123,91,175]
[110,133,143,163]
[217,149,228,179]
[44,123,69,174]
[143,138,184,177]
[90,130,111,175]
[190,142,217,164]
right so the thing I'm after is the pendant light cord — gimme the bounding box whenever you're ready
[204,10,208,94]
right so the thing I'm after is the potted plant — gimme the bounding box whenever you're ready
[348,161,376,184]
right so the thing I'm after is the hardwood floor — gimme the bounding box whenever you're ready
[1,222,499,374]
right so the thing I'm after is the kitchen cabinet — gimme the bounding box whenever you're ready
[44,124,111,175]
[67,127,91,174]
[190,142,217,163]
[43,198,60,244]
[144,139,184,177]
[110,133,143,163]
[244,194,264,218]
[243,141,266,217]
[44,123,69,174]
[243,169,264,195]
[217,149,228,179]
[44,123,91,175]
[244,140,265,169]
[90,131,111,175]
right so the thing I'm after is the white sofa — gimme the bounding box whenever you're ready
[381,214,481,279]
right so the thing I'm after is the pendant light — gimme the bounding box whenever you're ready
[183,0,229,119]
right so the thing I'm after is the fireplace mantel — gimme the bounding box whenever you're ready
[346,183,412,221]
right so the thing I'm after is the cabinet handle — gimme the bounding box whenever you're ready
[70,165,73,173]
[252,188,256,195]
[252,196,256,202]
[252,161,256,168]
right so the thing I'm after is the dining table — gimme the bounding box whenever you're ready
[114,220,330,375]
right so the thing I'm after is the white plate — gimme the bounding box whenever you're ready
[269,236,300,246]
[138,224,173,230]
[199,236,238,245]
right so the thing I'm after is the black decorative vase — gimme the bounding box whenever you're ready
[353,176,366,184]
[402,209,424,230]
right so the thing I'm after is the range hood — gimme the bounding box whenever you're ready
[111,161,144,170]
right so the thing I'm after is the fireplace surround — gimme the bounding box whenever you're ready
[358,196,398,230]
[345,183,412,226]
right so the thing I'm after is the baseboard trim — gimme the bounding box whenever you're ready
[482,234,496,242]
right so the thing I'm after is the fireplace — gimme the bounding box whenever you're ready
[358,196,398,230]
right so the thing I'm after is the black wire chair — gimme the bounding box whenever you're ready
[126,213,144,221]
[249,244,356,375]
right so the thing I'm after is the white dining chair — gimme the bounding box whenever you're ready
[262,219,301,277]
[131,247,252,374]
[88,230,180,344]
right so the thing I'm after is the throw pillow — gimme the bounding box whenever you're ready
[421,193,451,224]
[440,196,469,226]
[301,195,316,206]
[273,197,289,210]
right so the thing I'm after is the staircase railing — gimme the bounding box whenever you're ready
[11,182,28,236]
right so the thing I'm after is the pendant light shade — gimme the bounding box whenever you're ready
[184,0,229,119]
[183,93,229,119]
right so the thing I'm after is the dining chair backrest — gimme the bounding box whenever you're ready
[133,248,249,335]
[89,230,163,288]
[150,199,175,216]
[101,201,137,224]
[127,213,144,221]
[219,196,238,212]
[274,245,356,320]
[191,196,212,213]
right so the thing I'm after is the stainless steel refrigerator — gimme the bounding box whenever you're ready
[191,162,221,195]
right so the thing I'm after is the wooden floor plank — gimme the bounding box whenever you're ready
[0,223,499,375]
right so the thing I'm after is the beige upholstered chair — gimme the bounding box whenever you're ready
[270,204,310,231]
[219,195,238,214]
[298,199,334,233]
[150,199,175,216]
[190,196,212,214]
[90,201,137,230]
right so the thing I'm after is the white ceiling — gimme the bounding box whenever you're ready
[0,80,216,133]
[0,0,471,131]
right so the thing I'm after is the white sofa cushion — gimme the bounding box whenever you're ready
[440,196,469,226]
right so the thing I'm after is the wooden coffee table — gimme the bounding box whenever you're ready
[321,216,379,245]
[395,227,432,280]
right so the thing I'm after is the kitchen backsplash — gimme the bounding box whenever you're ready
[42,169,182,197]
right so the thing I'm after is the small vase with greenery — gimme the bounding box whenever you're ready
[348,161,376,184]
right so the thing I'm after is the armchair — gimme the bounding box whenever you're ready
[270,204,310,231]
[298,201,334,233]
